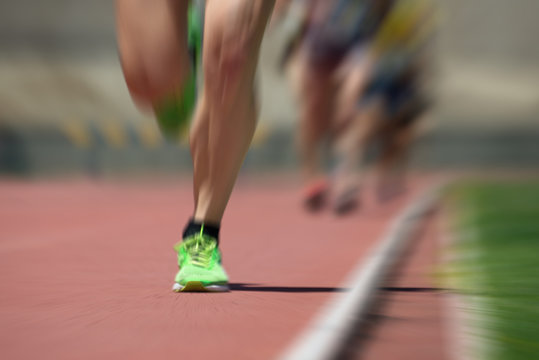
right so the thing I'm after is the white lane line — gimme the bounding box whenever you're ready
[279,184,442,360]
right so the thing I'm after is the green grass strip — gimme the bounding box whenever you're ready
[448,181,539,360]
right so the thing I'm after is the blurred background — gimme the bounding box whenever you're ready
[0,0,537,177]
[1,2,539,360]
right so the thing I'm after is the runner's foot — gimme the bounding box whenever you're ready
[172,226,229,292]
[303,179,329,212]
[334,185,360,215]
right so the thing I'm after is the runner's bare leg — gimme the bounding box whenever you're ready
[191,0,275,224]
[115,0,190,108]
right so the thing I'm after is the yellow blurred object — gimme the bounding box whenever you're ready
[374,0,436,53]
[137,122,162,149]
[100,121,128,148]
[62,121,92,149]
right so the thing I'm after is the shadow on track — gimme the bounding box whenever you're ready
[380,287,444,292]
[229,283,348,293]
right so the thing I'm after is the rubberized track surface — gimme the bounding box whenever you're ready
[356,208,447,359]
[0,177,428,359]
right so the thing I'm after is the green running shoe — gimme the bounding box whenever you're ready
[154,3,202,140]
[172,226,229,292]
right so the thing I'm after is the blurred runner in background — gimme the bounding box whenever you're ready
[346,0,435,204]
[277,0,435,214]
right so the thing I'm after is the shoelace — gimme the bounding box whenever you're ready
[184,227,216,268]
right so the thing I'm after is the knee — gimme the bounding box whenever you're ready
[203,28,257,104]
[204,45,252,100]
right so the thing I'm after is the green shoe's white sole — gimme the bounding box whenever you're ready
[172,281,229,293]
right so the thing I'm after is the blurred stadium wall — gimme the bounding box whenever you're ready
[0,0,538,176]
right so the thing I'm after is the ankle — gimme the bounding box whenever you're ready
[183,219,220,244]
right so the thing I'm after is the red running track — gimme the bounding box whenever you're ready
[0,176,431,360]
